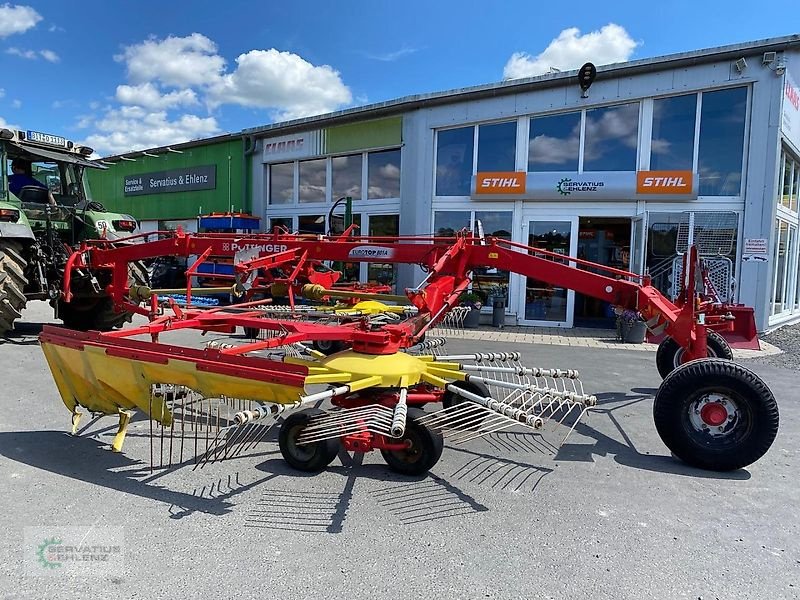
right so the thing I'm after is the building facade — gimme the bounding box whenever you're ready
[87,136,245,234]
[93,35,800,333]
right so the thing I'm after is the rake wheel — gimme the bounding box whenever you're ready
[381,407,444,476]
[653,359,778,471]
[279,408,340,472]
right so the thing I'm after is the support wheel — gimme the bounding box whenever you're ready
[653,358,779,471]
[312,340,347,355]
[655,330,733,379]
[381,407,444,476]
[278,409,340,472]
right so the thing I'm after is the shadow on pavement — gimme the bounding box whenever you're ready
[0,320,47,345]
[0,430,275,517]
[556,389,752,481]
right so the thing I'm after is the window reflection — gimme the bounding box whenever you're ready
[525,221,571,322]
[269,162,293,204]
[583,103,639,171]
[651,94,696,171]
[698,87,747,196]
[368,148,401,199]
[474,211,512,302]
[298,158,327,203]
[436,127,474,196]
[528,112,581,171]
[332,154,362,201]
[433,210,470,237]
[477,121,516,172]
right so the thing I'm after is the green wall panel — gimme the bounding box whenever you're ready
[86,139,245,220]
[325,117,402,154]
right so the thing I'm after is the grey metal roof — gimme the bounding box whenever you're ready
[242,33,800,138]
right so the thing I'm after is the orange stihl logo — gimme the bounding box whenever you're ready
[476,172,526,194]
[636,171,693,194]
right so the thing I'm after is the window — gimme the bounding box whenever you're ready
[298,214,325,234]
[268,216,293,232]
[473,211,512,300]
[436,127,474,196]
[368,149,401,199]
[698,87,747,196]
[368,214,400,287]
[477,121,516,172]
[269,162,294,204]
[583,103,639,171]
[528,112,581,172]
[651,94,696,171]
[433,211,470,237]
[780,149,799,213]
[298,158,326,203]
[332,154,362,201]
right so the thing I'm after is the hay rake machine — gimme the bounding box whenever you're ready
[39,227,779,475]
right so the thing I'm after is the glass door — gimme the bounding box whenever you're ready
[519,216,578,327]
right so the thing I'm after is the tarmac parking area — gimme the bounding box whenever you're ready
[0,302,797,600]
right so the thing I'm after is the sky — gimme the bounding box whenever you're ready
[0,0,797,157]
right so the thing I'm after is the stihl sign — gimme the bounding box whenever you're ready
[636,171,694,194]
[475,172,526,195]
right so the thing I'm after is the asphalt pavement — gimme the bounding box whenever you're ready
[0,301,797,600]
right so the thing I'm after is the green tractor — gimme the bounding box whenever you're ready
[0,127,147,335]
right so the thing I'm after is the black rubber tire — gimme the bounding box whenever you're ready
[655,330,734,379]
[59,260,150,331]
[381,407,444,476]
[442,379,491,409]
[278,409,340,472]
[653,358,779,471]
[312,339,347,355]
[0,241,29,335]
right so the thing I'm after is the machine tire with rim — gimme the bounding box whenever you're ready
[653,358,778,471]
[381,407,444,476]
[279,408,340,472]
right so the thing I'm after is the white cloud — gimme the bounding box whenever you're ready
[82,108,220,155]
[503,24,638,80]
[0,116,19,129]
[115,82,198,110]
[0,88,4,98]
[87,33,354,155]
[208,49,352,119]
[48,23,64,32]
[0,3,41,38]
[366,46,418,62]
[115,33,226,88]
[6,46,35,59]
[6,46,59,61]
[11,99,20,108]
[39,48,59,62]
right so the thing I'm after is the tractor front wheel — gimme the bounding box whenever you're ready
[381,407,444,476]
[653,359,778,471]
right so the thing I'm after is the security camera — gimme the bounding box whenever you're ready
[734,57,747,73]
